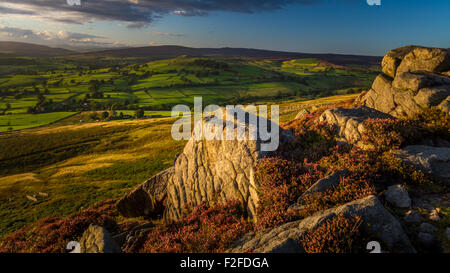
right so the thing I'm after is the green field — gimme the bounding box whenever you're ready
[0,55,378,131]
[0,112,76,132]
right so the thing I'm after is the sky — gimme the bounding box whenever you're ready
[0,0,448,56]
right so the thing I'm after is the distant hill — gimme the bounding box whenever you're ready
[0,42,74,57]
[76,45,382,66]
[0,42,381,65]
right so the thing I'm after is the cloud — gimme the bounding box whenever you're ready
[0,25,109,47]
[0,0,321,28]
[152,31,185,37]
[0,6,37,15]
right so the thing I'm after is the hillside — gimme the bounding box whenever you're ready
[0,46,448,254]
[75,45,382,66]
[0,42,74,57]
[0,94,356,237]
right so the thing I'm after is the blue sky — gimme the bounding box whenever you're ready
[0,0,448,55]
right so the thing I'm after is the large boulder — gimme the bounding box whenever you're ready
[318,106,393,145]
[393,145,450,184]
[117,167,173,218]
[163,109,294,221]
[357,46,450,118]
[381,46,417,78]
[228,195,415,253]
[117,108,294,222]
[79,225,122,253]
[396,47,450,75]
[381,46,450,79]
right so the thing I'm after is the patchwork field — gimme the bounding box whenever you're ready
[0,55,378,131]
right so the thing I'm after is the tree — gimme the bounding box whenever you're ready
[101,111,109,120]
[135,108,144,118]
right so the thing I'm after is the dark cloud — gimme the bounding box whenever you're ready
[0,0,321,28]
[0,6,37,15]
[0,25,36,39]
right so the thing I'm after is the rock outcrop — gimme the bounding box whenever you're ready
[118,109,294,222]
[117,167,173,218]
[164,111,294,221]
[393,145,450,184]
[318,106,393,145]
[295,109,310,120]
[356,46,450,118]
[79,225,122,253]
[228,195,415,253]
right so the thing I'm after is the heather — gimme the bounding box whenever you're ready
[254,106,445,233]
[1,103,447,253]
[136,201,252,253]
[300,214,368,253]
[0,199,118,253]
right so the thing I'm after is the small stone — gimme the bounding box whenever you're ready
[385,184,411,208]
[287,203,306,214]
[298,170,349,203]
[79,224,122,253]
[429,210,441,222]
[295,109,310,120]
[420,223,437,234]
[417,232,437,248]
[404,210,424,223]
[26,195,38,202]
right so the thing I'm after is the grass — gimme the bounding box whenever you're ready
[0,117,185,236]
[1,56,376,119]
[0,112,77,132]
[0,93,357,237]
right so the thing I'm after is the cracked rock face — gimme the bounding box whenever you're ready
[163,110,294,222]
[318,106,393,145]
[228,195,415,253]
[117,109,294,222]
[117,167,173,218]
[357,46,450,118]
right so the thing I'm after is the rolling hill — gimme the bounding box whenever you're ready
[0,41,382,66]
[74,45,382,66]
[0,42,74,57]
